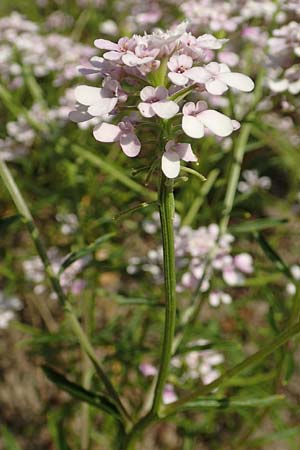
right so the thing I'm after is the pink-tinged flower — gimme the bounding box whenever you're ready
[122,44,159,67]
[182,101,236,139]
[163,384,178,404]
[196,34,228,50]
[93,119,141,157]
[202,62,255,95]
[234,253,253,274]
[162,140,197,179]
[167,54,193,86]
[94,36,135,61]
[138,86,179,119]
[139,363,158,377]
[73,78,127,119]
[209,290,232,307]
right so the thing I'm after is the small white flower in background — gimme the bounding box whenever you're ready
[128,215,253,298]
[99,20,118,36]
[286,265,300,296]
[23,248,88,297]
[139,362,158,377]
[238,170,271,193]
[0,291,23,330]
[171,341,224,385]
[56,213,79,235]
[163,384,178,404]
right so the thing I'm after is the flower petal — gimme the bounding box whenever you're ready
[75,85,101,106]
[168,72,189,86]
[219,72,254,92]
[198,110,233,137]
[185,67,211,83]
[161,150,180,178]
[182,116,204,138]
[94,39,119,51]
[69,110,93,123]
[138,102,155,118]
[120,133,141,157]
[205,79,228,95]
[87,97,117,116]
[175,143,197,162]
[103,51,122,61]
[93,122,120,142]
[151,100,179,119]
[140,86,155,101]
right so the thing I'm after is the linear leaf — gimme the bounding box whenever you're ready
[180,395,284,411]
[59,232,114,274]
[255,232,292,279]
[42,365,121,420]
[229,218,288,234]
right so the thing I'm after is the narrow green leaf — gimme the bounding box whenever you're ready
[181,395,284,411]
[180,166,207,182]
[1,426,22,450]
[114,201,157,221]
[43,365,121,420]
[47,410,71,450]
[255,232,292,280]
[59,233,114,274]
[229,218,288,234]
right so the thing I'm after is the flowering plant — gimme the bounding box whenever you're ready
[70,22,254,178]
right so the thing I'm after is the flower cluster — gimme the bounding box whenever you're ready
[140,339,224,403]
[0,291,23,330]
[71,22,254,178]
[268,21,300,95]
[0,12,93,88]
[23,248,88,298]
[128,213,254,306]
[238,169,272,194]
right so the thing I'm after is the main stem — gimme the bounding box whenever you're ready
[122,175,177,449]
[150,175,177,413]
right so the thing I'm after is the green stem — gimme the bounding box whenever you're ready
[162,319,300,416]
[219,123,252,235]
[150,174,177,414]
[121,175,177,449]
[0,158,129,425]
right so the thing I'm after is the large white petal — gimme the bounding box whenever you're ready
[75,85,101,106]
[94,39,119,50]
[152,100,179,119]
[168,72,189,86]
[198,110,233,137]
[140,86,155,101]
[87,97,117,116]
[161,151,180,178]
[93,123,120,142]
[120,133,141,157]
[205,79,228,95]
[138,102,155,118]
[182,116,204,138]
[185,67,211,83]
[219,72,254,92]
[103,51,122,61]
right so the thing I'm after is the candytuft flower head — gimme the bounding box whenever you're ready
[70,22,254,178]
